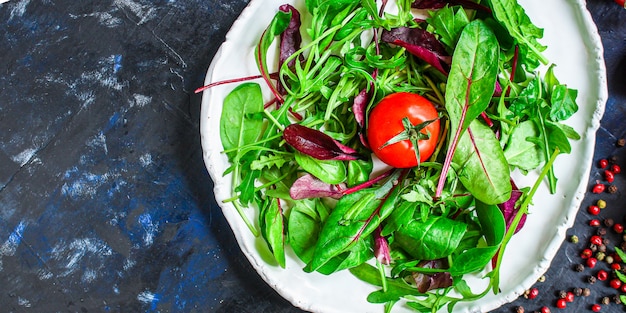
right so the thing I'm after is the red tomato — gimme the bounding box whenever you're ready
[366,92,440,168]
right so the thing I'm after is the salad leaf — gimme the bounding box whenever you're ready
[453,120,512,205]
[220,83,264,160]
[394,216,467,260]
[294,152,347,184]
[436,20,502,200]
[259,199,286,268]
[487,0,548,66]
[427,5,470,50]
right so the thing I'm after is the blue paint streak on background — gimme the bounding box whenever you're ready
[113,55,123,74]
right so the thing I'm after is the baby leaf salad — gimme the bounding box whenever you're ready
[198,0,581,311]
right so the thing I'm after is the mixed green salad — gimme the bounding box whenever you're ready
[200,0,581,311]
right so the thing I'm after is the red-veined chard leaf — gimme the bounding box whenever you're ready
[452,119,512,205]
[412,0,491,12]
[307,171,401,272]
[435,20,501,200]
[255,8,292,103]
[381,27,451,74]
[283,124,363,161]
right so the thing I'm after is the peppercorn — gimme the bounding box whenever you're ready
[588,275,597,284]
[602,296,611,305]
[591,304,601,312]
[556,298,567,309]
[603,238,610,246]
[610,278,622,289]
[599,159,609,168]
[617,138,625,147]
[611,164,621,174]
[614,294,622,304]
[604,218,614,227]
[537,275,546,283]
[565,291,574,302]
[598,244,607,253]
[541,306,550,313]
[621,242,626,251]
[597,199,607,209]
[590,235,603,245]
[605,170,615,183]
[558,290,568,299]
[573,287,583,297]
[596,251,606,261]
[607,255,615,265]
[608,185,618,193]
[597,270,608,281]
[574,263,585,272]
[597,228,607,236]
[592,183,606,194]
[528,287,539,300]
[516,306,525,313]
[613,223,624,234]
[569,235,579,244]
[582,287,591,297]
[587,257,598,268]
[590,244,598,252]
[588,204,601,215]
[581,248,593,259]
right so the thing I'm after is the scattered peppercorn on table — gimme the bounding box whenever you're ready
[0,0,625,313]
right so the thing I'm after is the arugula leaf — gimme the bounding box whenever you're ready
[427,5,470,50]
[504,120,544,171]
[488,0,548,65]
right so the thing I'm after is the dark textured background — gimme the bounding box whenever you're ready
[0,0,624,312]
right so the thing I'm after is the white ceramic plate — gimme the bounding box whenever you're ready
[200,1,607,312]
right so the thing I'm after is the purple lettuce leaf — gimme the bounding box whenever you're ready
[278,4,302,68]
[497,179,526,233]
[411,0,447,9]
[283,124,364,161]
[289,174,345,200]
[374,227,391,265]
[277,5,302,95]
[411,0,491,13]
[411,259,453,293]
[381,27,451,74]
